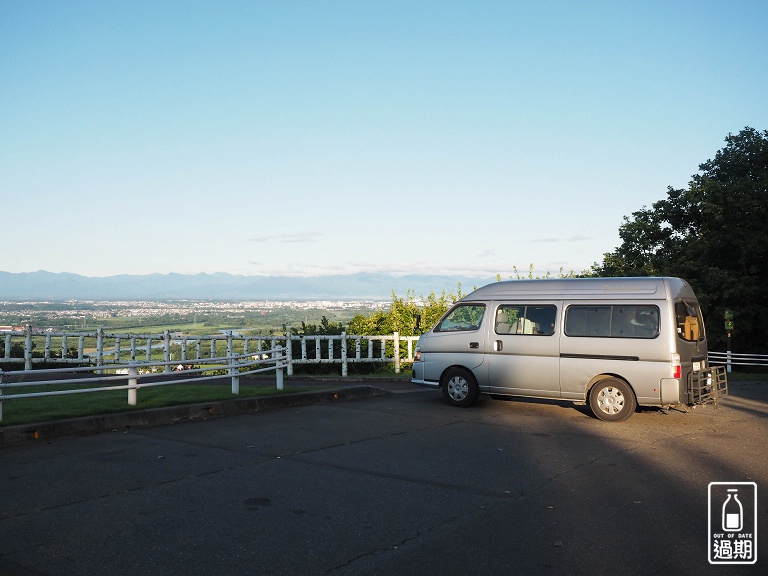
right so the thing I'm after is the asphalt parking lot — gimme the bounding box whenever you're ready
[1,380,766,575]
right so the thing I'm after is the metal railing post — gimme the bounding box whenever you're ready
[229,335,240,394]
[96,328,104,373]
[163,330,171,372]
[230,358,240,394]
[394,331,400,374]
[341,332,348,377]
[286,329,293,376]
[128,362,138,406]
[275,345,284,390]
[24,325,33,371]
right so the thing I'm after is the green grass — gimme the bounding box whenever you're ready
[0,383,308,427]
[106,322,222,335]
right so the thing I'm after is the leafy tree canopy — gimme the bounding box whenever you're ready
[592,127,768,351]
[348,286,467,336]
[290,316,345,336]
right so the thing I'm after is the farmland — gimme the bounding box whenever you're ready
[0,299,389,335]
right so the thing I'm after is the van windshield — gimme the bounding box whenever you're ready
[675,300,705,342]
[435,304,485,332]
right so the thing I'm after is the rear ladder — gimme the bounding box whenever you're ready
[688,366,728,408]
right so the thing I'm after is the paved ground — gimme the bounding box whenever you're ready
[1,379,766,575]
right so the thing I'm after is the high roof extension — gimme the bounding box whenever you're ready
[462,277,695,302]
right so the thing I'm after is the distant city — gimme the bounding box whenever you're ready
[0,298,391,334]
[0,270,493,333]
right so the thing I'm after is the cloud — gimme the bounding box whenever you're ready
[248,232,324,243]
[533,235,592,243]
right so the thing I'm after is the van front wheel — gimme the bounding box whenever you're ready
[442,368,478,407]
[589,378,636,422]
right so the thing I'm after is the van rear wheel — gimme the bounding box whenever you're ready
[441,368,478,407]
[589,378,636,422]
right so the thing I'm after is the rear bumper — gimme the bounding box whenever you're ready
[660,378,682,405]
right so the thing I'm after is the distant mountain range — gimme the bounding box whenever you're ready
[0,271,498,301]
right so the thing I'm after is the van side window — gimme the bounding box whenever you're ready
[435,304,485,332]
[495,305,556,336]
[675,300,704,341]
[565,305,659,338]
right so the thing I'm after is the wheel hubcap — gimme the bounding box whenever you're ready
[596,386,625,415]
[447,376,468,401]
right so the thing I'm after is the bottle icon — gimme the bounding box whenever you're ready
[722,488,743,532]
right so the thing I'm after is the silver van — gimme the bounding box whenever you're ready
[411,277,727,421]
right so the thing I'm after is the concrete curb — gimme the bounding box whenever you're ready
[0,385,389,447]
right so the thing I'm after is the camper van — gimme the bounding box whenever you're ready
[411,277,727,421]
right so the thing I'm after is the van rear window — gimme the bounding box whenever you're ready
[675,300,704,342]
[565,305,659,339]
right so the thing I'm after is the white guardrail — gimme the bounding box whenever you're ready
[0,347,288,423]
[0,327,419,374]
[0,328,420,422]
[708,351,768,371]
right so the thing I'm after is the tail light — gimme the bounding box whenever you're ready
[414,347,421,362]
[671,353,681,379]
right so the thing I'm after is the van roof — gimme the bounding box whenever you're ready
[462,277,695,301]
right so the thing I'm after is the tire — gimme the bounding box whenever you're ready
[589,378,636,422]
[441,368,479,407]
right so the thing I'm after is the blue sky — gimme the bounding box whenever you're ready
[1,0,766,279]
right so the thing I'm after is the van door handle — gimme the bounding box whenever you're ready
[469,342,479,349]
[494,340,503,352]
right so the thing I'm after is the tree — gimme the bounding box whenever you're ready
[348,287,464,337]
[503,264,584,279]
[592,127,768,351]
[291,316,345,337]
